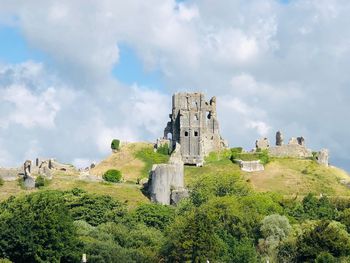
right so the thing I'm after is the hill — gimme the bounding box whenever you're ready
[0,142,350,206]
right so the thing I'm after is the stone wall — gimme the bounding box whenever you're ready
[148,143,188,205]
[236,160,264,172]
[268,144,312,158]
[162,92,227,166]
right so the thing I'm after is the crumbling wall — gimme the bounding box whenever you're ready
[268,144,312,158]
[161,92,227,166]
[148,144,188,205]
[238,160,264,172]
[317,149,329,166]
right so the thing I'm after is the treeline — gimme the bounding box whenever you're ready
[0,172,350,262]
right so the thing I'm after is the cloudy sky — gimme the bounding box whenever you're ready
[0,0,349,171]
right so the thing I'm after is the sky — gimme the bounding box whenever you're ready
[0,0,349,171]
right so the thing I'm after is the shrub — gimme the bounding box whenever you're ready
[230,147,243,159]
[157,143,170,155]
[259,150,270,165]
[103,169,122,183]
[35,175,47,188]
[0,177,3,187]
[111,139,120,151]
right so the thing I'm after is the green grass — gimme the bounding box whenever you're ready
[185,152,350,198]
[135,146,170,178]
[1,143,349,208]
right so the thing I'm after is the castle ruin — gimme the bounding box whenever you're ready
[150,92,227,204]
[162,92,227,166]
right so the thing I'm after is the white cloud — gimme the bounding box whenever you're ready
[0,85,60,128]
[1,0,350,170]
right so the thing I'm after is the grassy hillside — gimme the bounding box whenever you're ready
[185,151,350,198]
[1,143,349,206]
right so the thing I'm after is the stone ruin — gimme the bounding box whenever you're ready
[236,160,264,172]
[255,131,329,166]
[148,143,188,205]
[0,157,76,189]
[255,138,270,150]
[162,92,227,166]
[150,92,227,204]
[316,149,329,167]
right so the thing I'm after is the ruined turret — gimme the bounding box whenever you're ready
[163,92,227,166]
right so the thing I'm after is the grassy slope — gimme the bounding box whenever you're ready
[185,153,350,197]
[1,143,350,205]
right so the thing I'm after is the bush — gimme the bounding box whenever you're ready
[230,147,243,159]
[103,169,122,183]
[35,175,47,188]
[0,177,3,187]
[259,150,270,165]
[157,143,170,155]
[111,139,120,151]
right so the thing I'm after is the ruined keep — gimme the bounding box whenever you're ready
[163,92,227,166]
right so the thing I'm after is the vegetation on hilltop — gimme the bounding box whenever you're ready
[0,143,350,262]
[1,173,350,262]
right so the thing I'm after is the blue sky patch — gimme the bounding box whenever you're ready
[0,26,46,63]
[112,44,164,90]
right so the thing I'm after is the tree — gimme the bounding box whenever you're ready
[0,191,80,262]
[162,209,226,262]
[339,208,350,233]
[127,203,175,230]
[64,190,127,226]
[260,214,291,242]
[111,139,120,151]
[297,220,350,262]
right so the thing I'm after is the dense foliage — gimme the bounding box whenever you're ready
[0,191,80,262]
[110,139,120,151]
[1,170,350,262]
[102,169,122,183]
[156,143,170,155]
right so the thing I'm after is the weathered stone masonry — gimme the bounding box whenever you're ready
[163,92,227,166]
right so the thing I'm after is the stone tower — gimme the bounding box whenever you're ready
[163,92,227,165]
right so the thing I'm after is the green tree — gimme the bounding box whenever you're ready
[297,220,350,262]
[111,139,120,151]
[0,191,80,262]
[259,214,291,261]
[162,209,226,262]
[75,221,165,263]
[64,190,127,226]
[127,203,175,230]
[315,252,336,263]
[190,173,250,206]
[339,208,350,233]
